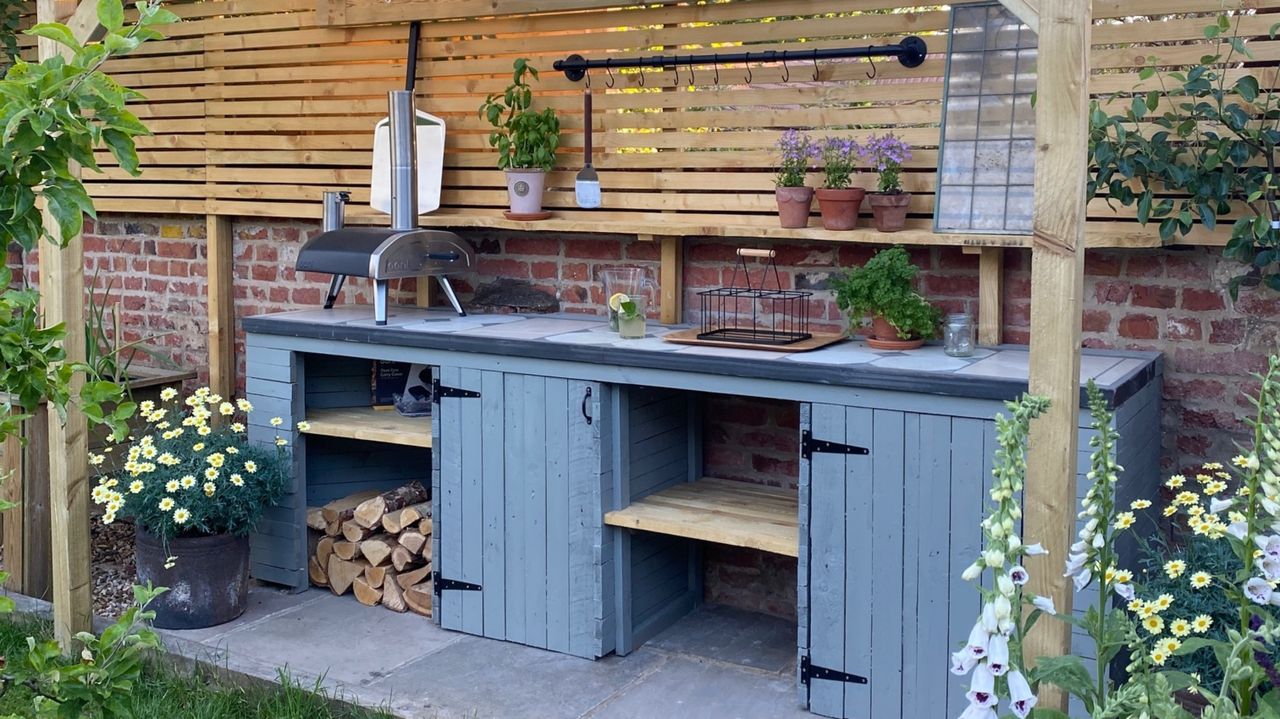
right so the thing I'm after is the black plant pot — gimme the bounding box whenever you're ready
[135,528,250,630]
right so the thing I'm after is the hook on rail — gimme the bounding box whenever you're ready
[605,59,615,89]
[743,51,752,84]
[866,53,877,80]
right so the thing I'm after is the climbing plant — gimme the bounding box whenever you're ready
[0,0,20,68]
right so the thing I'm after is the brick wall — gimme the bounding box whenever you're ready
[13,213,1278,620]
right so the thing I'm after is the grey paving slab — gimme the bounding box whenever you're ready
[208,591,462,686]
[645,605,797,674]
[586,654,810,719]
[363,634,665,719]
[158,584,327,644]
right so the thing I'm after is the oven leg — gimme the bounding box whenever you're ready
[375,281,389,325]
[437,276,467,317]
[324,275,346,309]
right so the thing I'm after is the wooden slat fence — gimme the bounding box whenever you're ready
[17,0,1280,246]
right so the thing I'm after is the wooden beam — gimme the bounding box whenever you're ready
[1023,0,1090,707]
[997,0,1039,33]
[37,0,98,650]
[317,0,687,26]
[2,409,53,600]
[658,235,683,325]
[65,0,105,44]
[207,215,236,398]
[978,248,1004,346]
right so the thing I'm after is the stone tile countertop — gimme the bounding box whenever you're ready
[244,307,1162,406]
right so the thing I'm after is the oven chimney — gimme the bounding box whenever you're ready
[388,89,418,231]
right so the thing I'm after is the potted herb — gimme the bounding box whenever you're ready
[92,388,288,629]
[830,246,940,349]
[774,129,818,228]
[479,58,561,216]
[816,136,865,230]
[861,132,912,232]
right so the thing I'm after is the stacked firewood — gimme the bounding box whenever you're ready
[305,481,433,617]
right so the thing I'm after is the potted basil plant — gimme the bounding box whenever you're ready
[830,246,941,350]
[480,58,561,216]
[92,388,288,629]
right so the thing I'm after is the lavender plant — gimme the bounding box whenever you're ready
[819,136,860,190]
[775,129,818,188]
[860,132,911,193]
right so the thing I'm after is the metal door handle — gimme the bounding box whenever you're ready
[582,387,593,425]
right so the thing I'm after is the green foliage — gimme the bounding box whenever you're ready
[0,0,20,69]
[0,267,134,447]
[478,58,560,172]
[84,271,176,386]
[0,0,177,251]
[93,389,288,542]
[1088,14,1280,300]
[829,246,941,340]
[15,583,167,718]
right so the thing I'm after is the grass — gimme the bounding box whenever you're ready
[0,616,397,719]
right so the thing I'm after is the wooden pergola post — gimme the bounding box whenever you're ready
[35,0,101,650]
[1021,0,1091,704]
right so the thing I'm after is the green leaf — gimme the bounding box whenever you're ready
[1236,74,1260,102]
[1031,655,1097,706]
[25,23,81,51]
[97,0,125,32]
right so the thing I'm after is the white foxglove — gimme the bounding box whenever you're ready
[962,561,983,581]
[1072,567,1092,592]
[1246,577,1273,605]
[1064,553,1086,575]
[1007,670,1037,719]
[951,649,978,676]
[1008,565,1029,586]
[965,621,990,660]
[1114,582,1135,601]
[1210,498,1233,514]
[1263,556,1280,582]
[1229,521,1248,540]
[987,634,1010,676]
[1032,595,1057,615]
[958,704,997,719]
[1257,535,1280,558]
[1023,543,1047,556]
[981,603,999,634]
[965,662,997,708]
[997,574,1015,596]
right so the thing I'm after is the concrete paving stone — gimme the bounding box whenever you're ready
[586,654,811,719]
[645,605,797,674]
[209,591,461,686]
[157,584,327,644]
[363,635,665,719]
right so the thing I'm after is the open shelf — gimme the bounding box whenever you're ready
[301,406,432,449]
[604,477,798,557]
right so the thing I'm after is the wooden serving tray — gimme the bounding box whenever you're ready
[661,327,845,353]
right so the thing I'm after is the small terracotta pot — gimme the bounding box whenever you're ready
[868,192,911,232]
[815,188,866,231]
[866,314,924,350]
[775,186,815,228]
[505,168,547,214]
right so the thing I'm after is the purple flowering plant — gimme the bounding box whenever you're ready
[860,132,911,194]
[775,129,819,188]
[820,136,861,190]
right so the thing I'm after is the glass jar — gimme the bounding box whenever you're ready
[943,312,975,357]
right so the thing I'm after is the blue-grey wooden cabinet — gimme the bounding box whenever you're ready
[431,366,614,659]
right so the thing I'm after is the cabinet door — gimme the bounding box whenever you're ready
[434,367,610,658]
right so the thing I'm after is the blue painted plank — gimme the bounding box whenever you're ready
[459,367,485,636]
[503,373,527,646]
[806,402,847,718]
[524,375,549,649]
[568,379,602,658]
[797,403,811,707]
[545,377,571,655]
[844,406,876,718]
[439,365,464,631]
[480,369,507,641]
[430,367,442,626]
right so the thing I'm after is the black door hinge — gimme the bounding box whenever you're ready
[801,655,868,686]
[432,378,480,399]
[433,572,482,595]
[801,429,870,460]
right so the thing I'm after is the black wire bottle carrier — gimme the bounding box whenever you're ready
[698,248,812,346]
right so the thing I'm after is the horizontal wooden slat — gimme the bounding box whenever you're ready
[301,407,433,449]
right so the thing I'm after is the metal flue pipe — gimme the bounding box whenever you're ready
[388,90,418,231]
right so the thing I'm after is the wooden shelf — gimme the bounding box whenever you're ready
[301,407,432,449]
[604,477,798,557]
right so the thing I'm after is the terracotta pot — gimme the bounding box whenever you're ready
[868,192,911,232]
[866,314,924,350]
[505,168,547,214]
[136,528,250,630]
[775,186,815,228]
[815,188,866,231]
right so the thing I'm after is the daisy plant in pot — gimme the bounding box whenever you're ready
[829,245,940,350]
[479,58,561,217]
[861,132,912,232]
[774,129,818,228]
[91,386,289,630]
[816,136,864,231]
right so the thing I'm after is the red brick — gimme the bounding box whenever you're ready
[684,265,724,289]
[474,258,530,278]
[255,244,279,263]
[562,263,589,282]
[251,265,277,282]
[1118,313,1159,340]
[1176,433,1213,456]
[1165,316,1202,341]
[1172,347,1269,375]
[1182,288,1225,312]
[506,236,560,256]
[1125,254,1164,277]
[1209,318,1246,345]
[155,241,195,260]
[1004,301,1030,327]
[1131,284,1177,309]
[924,274,979,297]
[750,454,799,480]
[836,245,874,267]
[530,261,558,280]
[772,244,834,267]
[936,247,980,271]
[565,239,621,260]
[1082,309,1111,333]
[689,242,738,262]
[1094,281,1131,304]
[1164,378,1226,401]
[1084,252,1122,277]
[625,241,661,261]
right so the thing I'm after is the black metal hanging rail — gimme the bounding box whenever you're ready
[552,37,927,82]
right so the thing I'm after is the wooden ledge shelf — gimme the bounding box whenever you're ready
[604,477,799,557]
[300,407,432,449]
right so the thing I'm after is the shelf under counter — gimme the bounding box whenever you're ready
[604,477,798,557]
[300,406,432,449]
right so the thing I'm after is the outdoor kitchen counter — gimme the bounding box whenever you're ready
[242,306,1161,407]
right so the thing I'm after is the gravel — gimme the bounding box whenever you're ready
[0,518,137,619]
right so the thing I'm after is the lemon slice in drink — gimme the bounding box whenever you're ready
[608,292,630,312]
